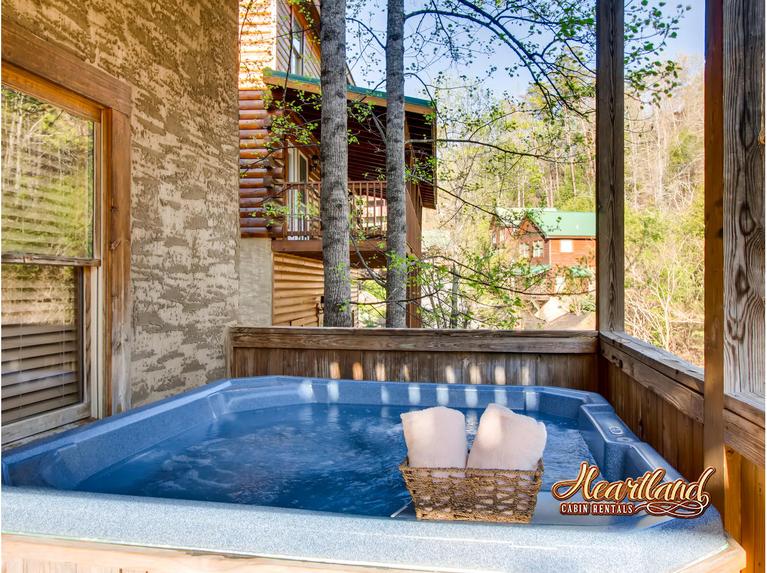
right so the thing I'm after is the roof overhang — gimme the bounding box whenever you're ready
[264,69,437,208]
[264,69,435,115]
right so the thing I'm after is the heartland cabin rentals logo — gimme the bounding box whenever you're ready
[551,462,715,518]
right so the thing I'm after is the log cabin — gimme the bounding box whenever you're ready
[238,0,436,327]
[493,208,596,273]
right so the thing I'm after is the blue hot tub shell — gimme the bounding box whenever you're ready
[2,376,729,572]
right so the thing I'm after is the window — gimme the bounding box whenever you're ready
[533,241,543,258]
[290,148,309,183]
[287,147,310,238]
[289,12,304,75]
[559,239,573,253]
[518,243,530,258]
[1,68,102,436]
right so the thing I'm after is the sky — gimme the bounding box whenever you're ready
[347,1,705,99]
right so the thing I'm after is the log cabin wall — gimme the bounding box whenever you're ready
[546,237,595,268]
[239,87,284,239]
[239,0,283,240]
[238,0,283,327]
[227,328,598,389]
[272,256,365,327]
[504,225,596,269]
[239,0,324,240]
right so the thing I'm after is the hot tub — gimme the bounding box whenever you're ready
[2,376,730,572]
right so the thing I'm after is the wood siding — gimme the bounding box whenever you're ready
[493,220,597,269]
[498,223,595,269]
[227,327,598,389]
[272,253,323,326]
[548,238,595,268]
[239,0,325,240]
[275,0,321,79]
[239,0,276,88]
[600,358,705,481]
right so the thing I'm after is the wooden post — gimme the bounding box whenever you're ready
[105,108,133,415]
[706,0,766,518]
[721,0,766,399]
[595,0,624,333]
[703,0,727,514]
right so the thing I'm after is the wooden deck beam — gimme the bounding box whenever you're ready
[595,0,624,333]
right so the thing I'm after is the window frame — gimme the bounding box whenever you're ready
[286,147,310,238]
[1,68,104,437]
[289,10,304,76]
[1,21,132,444]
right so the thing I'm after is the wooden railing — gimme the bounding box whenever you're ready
[226,327,599,388]
[599,332,763,573]
[282,181,387,240]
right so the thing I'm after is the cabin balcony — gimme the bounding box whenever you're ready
[270,180,423,267]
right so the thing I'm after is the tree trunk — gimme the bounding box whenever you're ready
[385,0,407,327]
[320,0,352,326]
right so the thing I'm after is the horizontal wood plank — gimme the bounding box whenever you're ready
[724,392,765,429]
[724,408,765,467]
[600,337,704,423]
[230,327,598,354]
[599,331,703,392]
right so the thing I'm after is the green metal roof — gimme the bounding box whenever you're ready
[263,69,435,110]
[497,208,596,238]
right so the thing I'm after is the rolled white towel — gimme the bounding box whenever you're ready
[401,406,468,468]
[467,403,546,471]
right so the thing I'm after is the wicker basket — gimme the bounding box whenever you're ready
[399,459,544,523]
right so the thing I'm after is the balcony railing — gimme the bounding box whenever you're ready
[283,181,387,240]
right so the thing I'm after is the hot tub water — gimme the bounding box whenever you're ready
[76,403,594,516]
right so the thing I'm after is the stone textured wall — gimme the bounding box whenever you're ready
[238,239,273,325]
[3,0,241,406]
